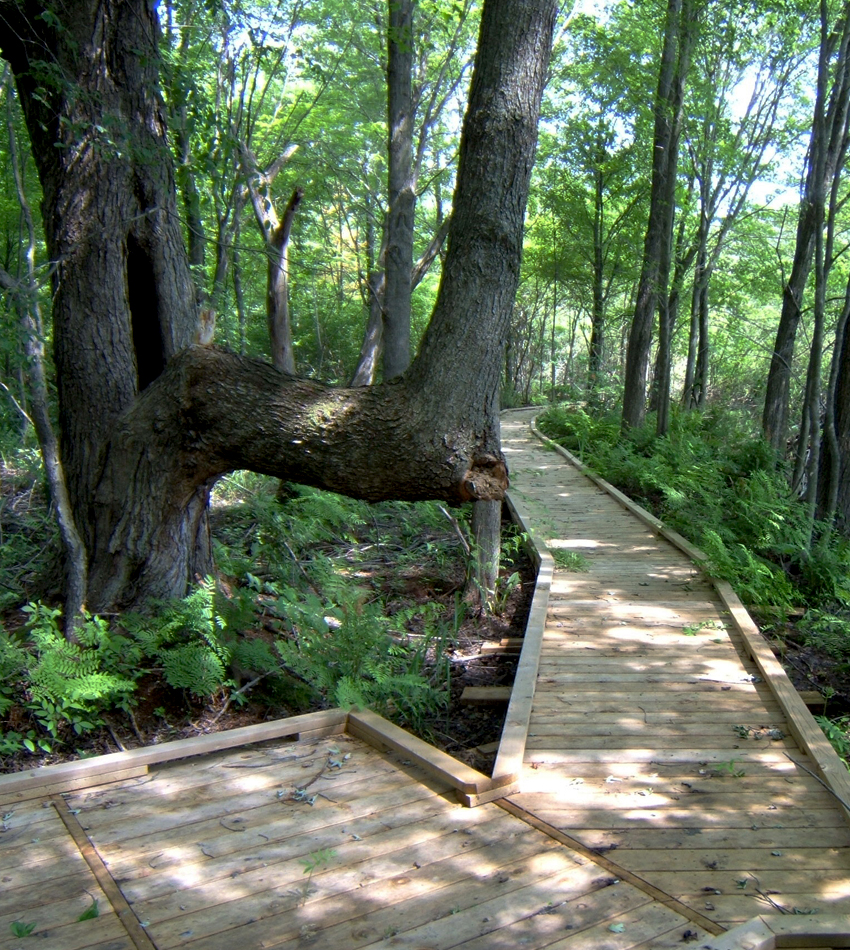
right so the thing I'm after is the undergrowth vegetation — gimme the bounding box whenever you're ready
[0,465,519,764]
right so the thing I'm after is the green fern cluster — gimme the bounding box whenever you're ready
[2,604,139,748]
[122,578,233,697]
[274,588,447,731]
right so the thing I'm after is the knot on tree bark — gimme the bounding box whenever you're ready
[459,453,508,501]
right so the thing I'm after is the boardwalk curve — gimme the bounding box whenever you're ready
[501,406,850,934]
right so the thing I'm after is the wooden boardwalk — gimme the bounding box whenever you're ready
[2,408,850,949]
[500,407,850,938]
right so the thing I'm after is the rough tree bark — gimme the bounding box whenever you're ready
[0,0,557,613]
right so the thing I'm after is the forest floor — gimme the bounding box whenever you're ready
[99,530,536,777]
[754,609,850,719]
[0,461,535,775]
[2,452,846,778]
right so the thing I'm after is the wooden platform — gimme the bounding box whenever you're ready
[0,712,724,950]
[500,407,850,939]
[2,408,850,949]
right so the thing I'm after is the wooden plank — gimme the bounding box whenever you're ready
[0,912,134,950]
[491,490,553,786]
[0,765,150,804]
[525,736,796,751]
[501,803,846,831]
[460,686,512,704]
[98,770,453,877]
[676,891,850,923]
[386,871,655,950]
[245,854,595,950]
[537,824,850,851]
[497,798,724,936]
[0,709,348,797]
[535,678,767,691]
[648,867,850,896]
[68,738,377,824]
[129,801,531,919]
[77,756,423,845]
[52,796,158,950]
[347,708,494,795]
[531,693,782,709]
[619,847,850,873]
[144,818,567,948]
[542,903,712,950]
[115,793,471,905]
[524,747,797,766]
[529,709,786,723]
[0,861,106,915]
[527,720,786,736]
[480,638,524,653]
[714,579,850,824]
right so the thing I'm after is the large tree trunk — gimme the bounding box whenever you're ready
[0,0,557,612]
[0,0,199,529]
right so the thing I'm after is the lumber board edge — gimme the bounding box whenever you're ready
[0,708,348,797]
[696,914,850,949]
[493,487,553,785]
[346,708,500,798]
[715,579,850,822]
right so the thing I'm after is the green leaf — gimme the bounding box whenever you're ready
[77,899,99,921]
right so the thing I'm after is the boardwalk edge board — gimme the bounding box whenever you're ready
[696,914,850,949]
[492,489,553,786]
[1,705,516,807]
[0,708,348,798]
[346,707,506,798]
[527,413,850,825]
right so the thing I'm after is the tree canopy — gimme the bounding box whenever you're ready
[2,0,850,622]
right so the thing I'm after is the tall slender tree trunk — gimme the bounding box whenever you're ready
[818,273,850,523]
[763,1,850,452]
[588,154,605,400]
[266,187,303,374]
[383,0,416,380]
[621,0,696,431]
[3,74,87,635]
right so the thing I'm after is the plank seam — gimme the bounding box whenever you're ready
[496,798,725,937]
[51,795,159,950]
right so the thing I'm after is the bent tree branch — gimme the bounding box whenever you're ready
[0,0,557,612]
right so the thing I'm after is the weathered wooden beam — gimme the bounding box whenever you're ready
[461,686,512,704]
